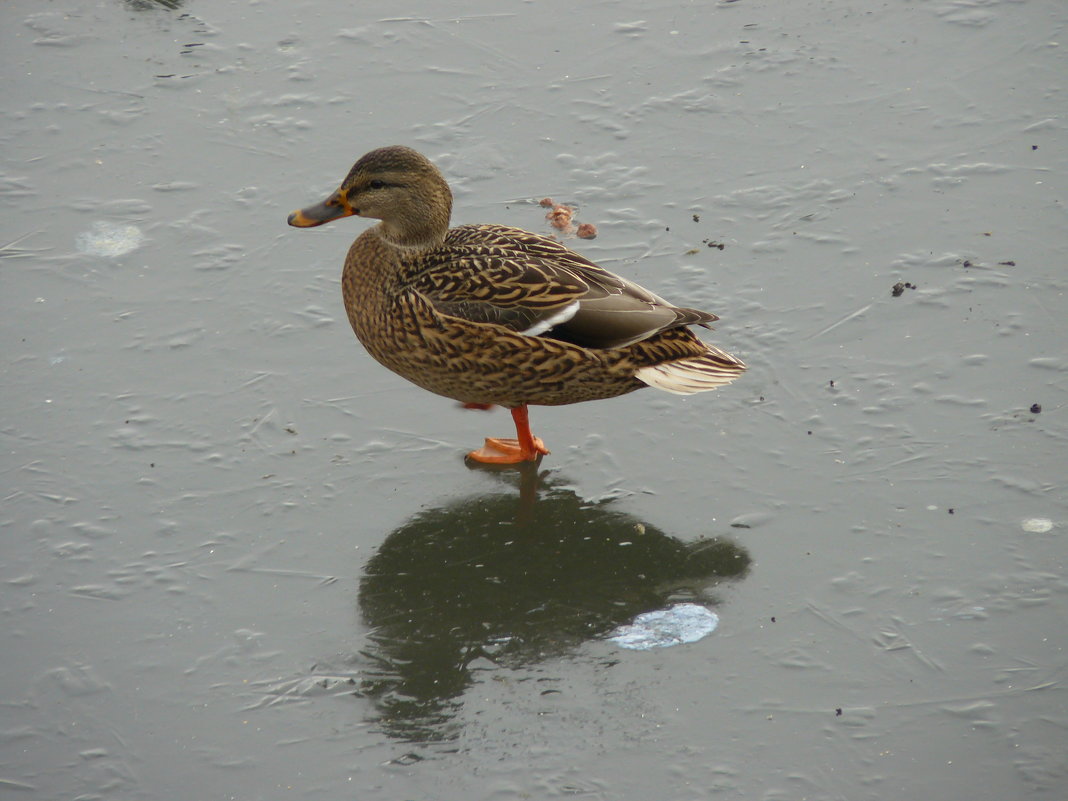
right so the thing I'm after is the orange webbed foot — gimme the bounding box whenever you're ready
[466,436,549,465]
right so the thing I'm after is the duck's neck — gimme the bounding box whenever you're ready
[375,221,447,251]
[376,190,452,250]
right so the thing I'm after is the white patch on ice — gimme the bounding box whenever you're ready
[76,221,143,257]
[1021,517,1054,533]
[608,603,719,650]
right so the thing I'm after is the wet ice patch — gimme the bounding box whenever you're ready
[1021,518,1054,533]
[608,603,719,650]
[76,221,143,257]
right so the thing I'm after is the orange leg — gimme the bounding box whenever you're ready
[466,404,550,464]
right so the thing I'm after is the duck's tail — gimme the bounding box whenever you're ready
[634,345,746,395]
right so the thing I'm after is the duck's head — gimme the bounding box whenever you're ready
[288,146,453,248]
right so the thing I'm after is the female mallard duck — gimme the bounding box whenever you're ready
[288,146,745,464]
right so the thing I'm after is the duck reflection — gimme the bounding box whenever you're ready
[355,468,750,742]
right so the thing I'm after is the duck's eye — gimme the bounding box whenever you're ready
[368,179,386,190]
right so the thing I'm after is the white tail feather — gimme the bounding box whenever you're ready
[635,349,746,395]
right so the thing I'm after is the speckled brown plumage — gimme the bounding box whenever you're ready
[288,146,745,462]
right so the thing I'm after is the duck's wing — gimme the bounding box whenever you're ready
[408,224,717,350]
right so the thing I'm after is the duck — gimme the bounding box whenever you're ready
[288,146,745,464]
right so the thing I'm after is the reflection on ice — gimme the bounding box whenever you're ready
[354,472,750,741]
[609,603,720,650]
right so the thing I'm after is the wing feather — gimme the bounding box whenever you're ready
[406,223,718,349]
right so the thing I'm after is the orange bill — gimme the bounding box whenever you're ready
[287,189,354,227]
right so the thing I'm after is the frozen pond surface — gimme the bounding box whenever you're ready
[2,0,1066,798]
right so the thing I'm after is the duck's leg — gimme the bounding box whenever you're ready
[466,404,550,464]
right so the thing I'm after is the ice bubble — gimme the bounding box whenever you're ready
[76,221,143,257]
[608,603,719,650]
[1021,518,1054,533]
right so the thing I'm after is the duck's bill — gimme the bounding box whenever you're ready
[287,192,354,227]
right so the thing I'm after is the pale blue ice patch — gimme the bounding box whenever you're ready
[76,221,144,257]
[608,603,719,650]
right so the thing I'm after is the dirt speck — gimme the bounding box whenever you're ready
[891,281,916,297]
